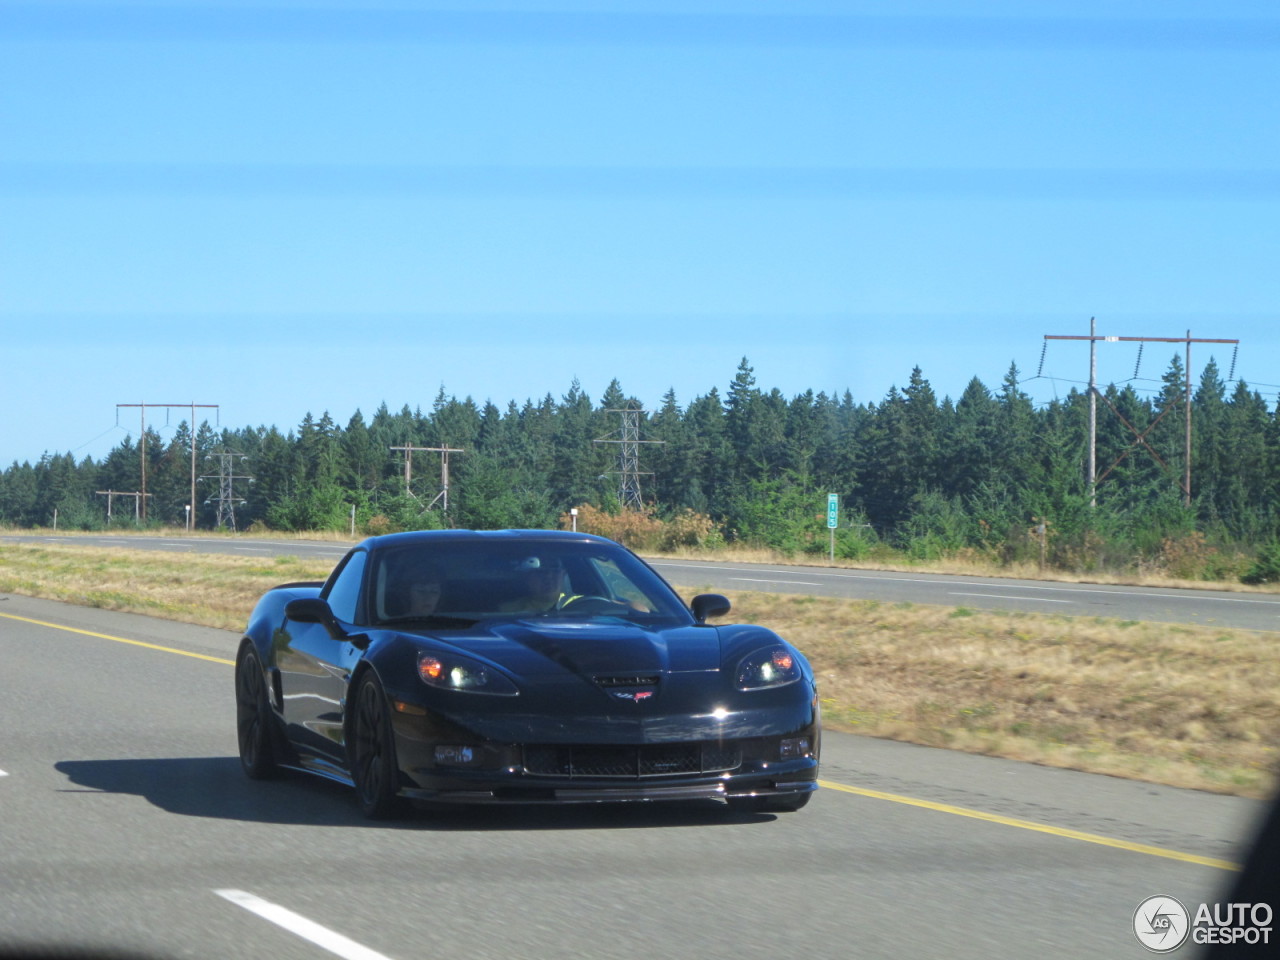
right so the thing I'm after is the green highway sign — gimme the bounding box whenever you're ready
[827,493,839,529]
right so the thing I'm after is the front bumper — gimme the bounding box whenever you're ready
[392,723,820,805]
[402,776,819,805]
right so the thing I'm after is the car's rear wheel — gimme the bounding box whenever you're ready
[727,792,812,813]
[350,673,403,819]
[235,646,277,780]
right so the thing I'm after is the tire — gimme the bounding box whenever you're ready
[235,646,278,780]
[349,673,404,819]
[726,792,812,813]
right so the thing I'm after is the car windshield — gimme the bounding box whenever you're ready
[369,540,691,627]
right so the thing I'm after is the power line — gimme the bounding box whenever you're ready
[95,489,149,524]
[1044,321,1239,508]
[115,402,219,527]
[389,444,465,518]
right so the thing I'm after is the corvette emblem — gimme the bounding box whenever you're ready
[612,690,655,702]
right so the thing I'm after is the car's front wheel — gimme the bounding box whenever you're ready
[350,673,403,819]
[235,646,277,780]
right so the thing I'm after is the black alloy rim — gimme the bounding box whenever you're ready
[236,655,264,768]
[354,681,387,804]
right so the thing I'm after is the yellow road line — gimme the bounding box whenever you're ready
[0,610,235,665]
[819,779,1240,871]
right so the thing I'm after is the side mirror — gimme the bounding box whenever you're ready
[285,597,350,641]
[285,597,332,623]
[285,597,370,648]
[691,593,731,623]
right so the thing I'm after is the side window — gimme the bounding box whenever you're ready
[324,550,368,624]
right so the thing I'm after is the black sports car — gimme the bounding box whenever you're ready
[235,529,820,817]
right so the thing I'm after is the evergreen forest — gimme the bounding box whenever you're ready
[4,358,1279,583]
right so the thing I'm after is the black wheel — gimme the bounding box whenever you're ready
[350,673,403,819]
[235,646,278,780]
[726,792,812,813]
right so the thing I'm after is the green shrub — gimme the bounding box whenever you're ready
[1241,542,1280,585]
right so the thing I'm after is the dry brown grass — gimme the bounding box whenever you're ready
[0,541,333,630]
[3,539,1277,797]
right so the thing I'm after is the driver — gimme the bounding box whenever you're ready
[500,556,578,613]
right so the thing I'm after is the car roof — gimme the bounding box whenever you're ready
[357,529,616,551]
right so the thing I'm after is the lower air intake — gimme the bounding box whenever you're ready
[523,743,742,778]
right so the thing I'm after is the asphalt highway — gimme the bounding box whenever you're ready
[6,533,1280,630]
[0,594,1261,960]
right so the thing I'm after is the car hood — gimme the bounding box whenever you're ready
[378,618,815,744]
[429,617,722,679]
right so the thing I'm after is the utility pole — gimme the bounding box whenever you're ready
[594,407,663,511]
[200,449,252,531]
[1089,317,1097,507]
[1044,325,1238,508]
[390,444,466,517]
[95,490,150,523]
[116,402,218,526]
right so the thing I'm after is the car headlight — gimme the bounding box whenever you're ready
[418,652,518,696]
[735,646,801,690]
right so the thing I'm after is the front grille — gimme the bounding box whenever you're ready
[523,743,742,779]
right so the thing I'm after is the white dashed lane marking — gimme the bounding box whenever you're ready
[215,889,396,960]
[730,577,821,586]
[949,592,1071,604]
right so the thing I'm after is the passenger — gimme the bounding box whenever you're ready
[390,561,444,618]
[405,575,443,616]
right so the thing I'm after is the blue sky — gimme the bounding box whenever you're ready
[2,1,1278,466]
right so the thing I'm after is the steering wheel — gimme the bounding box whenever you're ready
[558,595,629,614]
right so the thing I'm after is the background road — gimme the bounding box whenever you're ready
[0,594,1261,960]
[6,533,1280,630]
[649,558,1280,631]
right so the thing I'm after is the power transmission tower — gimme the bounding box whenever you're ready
[1044,321,1238,508]
[390,444,466,517]
[594,407,663,511]
[200,449,252,531]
